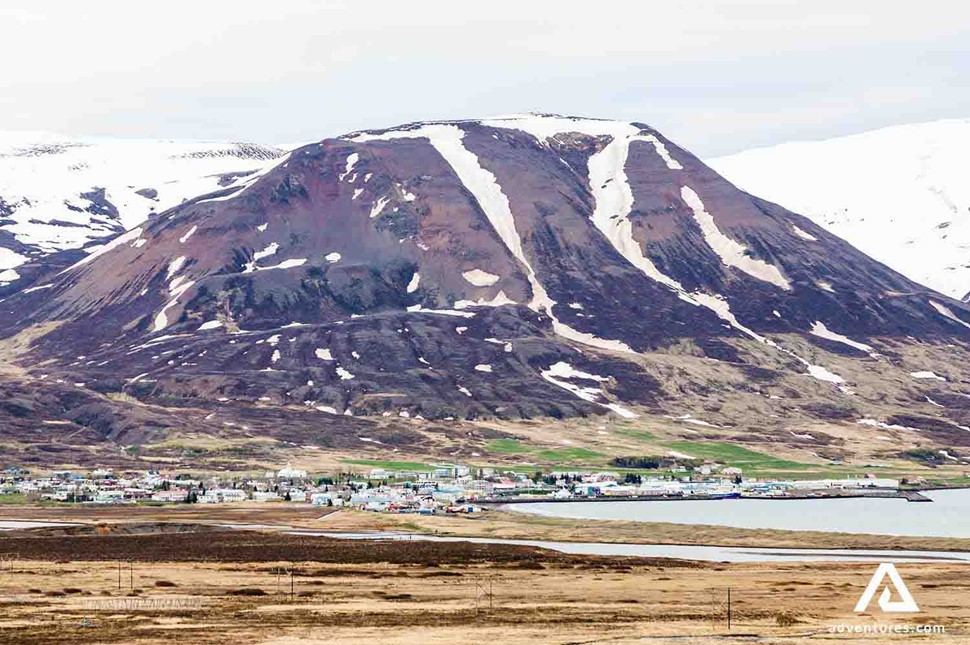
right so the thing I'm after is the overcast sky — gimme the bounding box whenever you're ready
[2,1,968,156]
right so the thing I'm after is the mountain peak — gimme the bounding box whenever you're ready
[1,116,969,452]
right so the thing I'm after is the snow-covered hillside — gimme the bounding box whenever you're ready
[0,132,289,287]
[709,119,970,301]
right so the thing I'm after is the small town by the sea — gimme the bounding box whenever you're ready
[2,458,938,514]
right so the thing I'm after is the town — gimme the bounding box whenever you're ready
[1,460,912,514]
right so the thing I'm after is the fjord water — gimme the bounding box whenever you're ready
[507,488,970,538]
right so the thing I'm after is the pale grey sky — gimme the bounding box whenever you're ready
[2,0,968,155]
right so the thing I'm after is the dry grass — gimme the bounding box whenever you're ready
[0,553,967,643]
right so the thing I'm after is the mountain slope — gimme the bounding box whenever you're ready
[709,119,970,300]
[0,132,289,293]
[2,114,970,465]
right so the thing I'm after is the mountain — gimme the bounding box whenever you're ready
[2,114,970,469]
[709,119,970,301]
[0,132,289,294]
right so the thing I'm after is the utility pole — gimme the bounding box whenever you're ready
[727,587,732,630]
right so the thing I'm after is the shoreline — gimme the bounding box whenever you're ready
[481,488,935,506]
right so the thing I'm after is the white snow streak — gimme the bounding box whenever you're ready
[930,300,970,330]
[166,256,186,280]
[369,196,389,218]
[540,361,637,418]
[810,321,874,354]
[152,279,195,332]
[681,186,791,290]
[790,224,818,241]
[179,226,197,244]
[252,258,306,272]
[352,123,636,354]
[244,242,279,272]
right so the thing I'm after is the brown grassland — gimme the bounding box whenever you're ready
[0,506,968,643]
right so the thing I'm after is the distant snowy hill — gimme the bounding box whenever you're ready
[0,132,289,289]
[709,119,970,300]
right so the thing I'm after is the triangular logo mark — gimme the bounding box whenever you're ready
[854,563,920,613]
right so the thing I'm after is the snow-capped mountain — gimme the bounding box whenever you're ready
[0,132,289,290]
[709,119,970,301]
[2,114,970,455]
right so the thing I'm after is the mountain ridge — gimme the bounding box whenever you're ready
[2,114,970,470]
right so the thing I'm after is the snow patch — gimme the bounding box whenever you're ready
[252,258,306,272]
[369,196,389,218]
[791,224,818,241]
[810,321,874,354]
[911,370,946,381]
[807,365,844,384]
[462,269,500,287]
[454,291,516,310]
[151,279,195,332]
[406,272,420,293]
[336,366,355,380]
[681,186,791,290]
[930,300,970,330]
[243,242,279,272]
[540,361,636,418]
[816,281,836,293]
[339,153,359,181]
[166,256,187,280]
[179,226,197,244]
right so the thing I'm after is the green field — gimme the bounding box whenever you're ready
[535,447,605,462]
[662,441,814,472]
[341,459,435,472]
[486,439,535,454]
[615,428,657,442]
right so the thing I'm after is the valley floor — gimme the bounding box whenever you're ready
[4,503,970,552]
[0,507,967,643]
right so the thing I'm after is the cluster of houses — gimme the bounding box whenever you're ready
[0,462,903,512]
